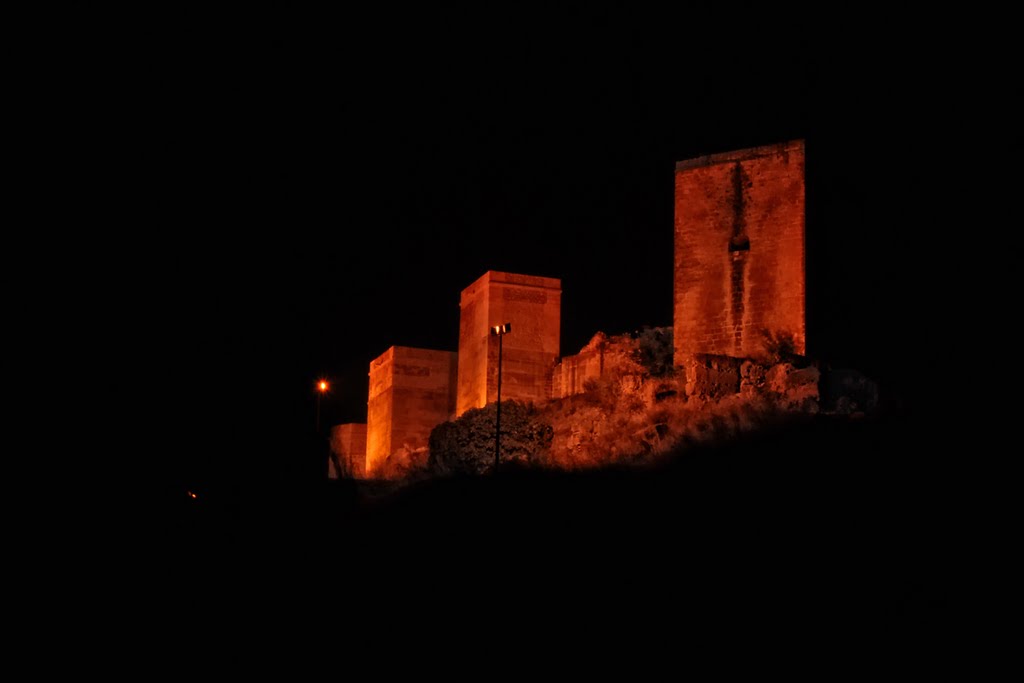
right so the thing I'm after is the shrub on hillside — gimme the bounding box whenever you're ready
[427,401,554,476]
[760,329,800,365]
[636,326,674,377]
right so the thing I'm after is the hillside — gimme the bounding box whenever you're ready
[160,407,970,646]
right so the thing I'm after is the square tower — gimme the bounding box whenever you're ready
[366,346,458,478]
[456,271,561,416]
[674,140,806,361]
[328,423,368,479]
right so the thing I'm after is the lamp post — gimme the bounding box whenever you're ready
[491,323,511,473]
[316,379,329,433]
[316,379,346,479]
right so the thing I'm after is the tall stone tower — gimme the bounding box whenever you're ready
[456,271,561,416]
[366,346,458,478]
[674,140,806,361]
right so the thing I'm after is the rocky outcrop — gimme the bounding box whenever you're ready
[682,354,742,399]
[544,350,830,470]
[766,363,820,412]
[419,329,874,479]
[822,367,879,415]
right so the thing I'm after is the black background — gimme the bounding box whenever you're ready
[44,8,1013,652]
[59,9,1007,540]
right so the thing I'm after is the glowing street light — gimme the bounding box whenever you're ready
[316,379,329,433]
[491,323,511,473]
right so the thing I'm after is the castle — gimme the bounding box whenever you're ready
[329,140,806,480]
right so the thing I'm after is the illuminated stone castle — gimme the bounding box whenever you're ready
[328,140,806,480]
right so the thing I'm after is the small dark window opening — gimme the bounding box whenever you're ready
[729,235,750,253]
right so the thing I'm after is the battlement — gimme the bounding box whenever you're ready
[675,140,804,171]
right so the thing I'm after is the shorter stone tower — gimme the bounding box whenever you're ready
[365,346,457,478]
[455,271,561,416]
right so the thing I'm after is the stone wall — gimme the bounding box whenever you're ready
[366,346,458,479]
[456,271,561,415]
[328,423,368,479]
[681,354,743,400]
[551,333,608,399]
[674,140,806,361]
[681,353,820,410]
[550,332,646,399]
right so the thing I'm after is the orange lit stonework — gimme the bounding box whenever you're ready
[330,142,810,479]
[365,346,457,478]
[674,141,806,360]
[328,423,368,479]
[456,271,561,416]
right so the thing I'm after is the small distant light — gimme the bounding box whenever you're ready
[188,491,197,499]
[318,380,328,392]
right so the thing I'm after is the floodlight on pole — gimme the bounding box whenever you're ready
[490,323,511,473]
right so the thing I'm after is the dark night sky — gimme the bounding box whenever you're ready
[96,11,1008,494]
